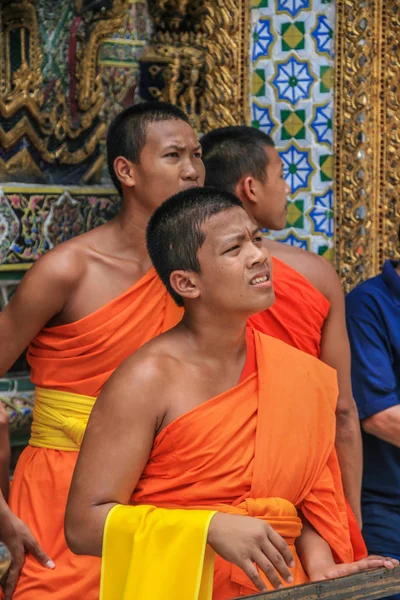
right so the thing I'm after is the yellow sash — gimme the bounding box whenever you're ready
[29,387,96,451]
[100,505,216,600]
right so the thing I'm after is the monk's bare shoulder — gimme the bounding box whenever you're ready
[265,238,341,302]
[99,332,180,419]
[24,220,122,292]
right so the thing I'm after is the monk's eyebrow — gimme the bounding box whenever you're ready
[220,233,246,245]
[220,227,260,246]
[163,143,186,151]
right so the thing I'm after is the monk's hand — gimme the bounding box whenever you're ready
[0,507,55,600]
[309,555,399,582]
[207,513,294,591]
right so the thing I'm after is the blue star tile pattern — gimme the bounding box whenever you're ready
[312,15,333,56]
[252,17,274,62]
[311,101,333,144]
[309,190,334,237]
[277,0,310,18]
[280,145,314,193]
[251,102,276,133]
[279,232,309,250]
[272,56,315,105]
[250,2,335,258]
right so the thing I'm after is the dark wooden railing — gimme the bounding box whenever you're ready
[238,566,400,599]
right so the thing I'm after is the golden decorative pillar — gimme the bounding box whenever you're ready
[140,0,249,132]
[335,0,400,291]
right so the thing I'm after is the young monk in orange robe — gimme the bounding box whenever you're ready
[0,102,204,600]
[66,187,396,600]
[201,126,363,534]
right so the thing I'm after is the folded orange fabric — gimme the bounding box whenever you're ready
[248,256,367,560]
[131,330,355,599]
[9,269,182,600]
[248,256,330,358]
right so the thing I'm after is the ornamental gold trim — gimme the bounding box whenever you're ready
[141,0,250,132]
[334,0,400,291]
[0,0,127,182]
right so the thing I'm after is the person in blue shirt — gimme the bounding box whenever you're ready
[346,239,400,600]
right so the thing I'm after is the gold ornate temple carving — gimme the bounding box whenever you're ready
[334,0,400,291]
[0,0,127,184]
[140,0,249,132]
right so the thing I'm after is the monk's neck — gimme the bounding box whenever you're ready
[106,200,152,264]
[180,312,248,361]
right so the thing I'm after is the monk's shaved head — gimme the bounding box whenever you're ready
[107,101,191,194]
[147,187,243,306]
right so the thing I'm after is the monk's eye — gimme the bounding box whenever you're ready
[224,245,240,254]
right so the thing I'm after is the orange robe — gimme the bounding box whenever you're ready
[131,329,355,599]
[9,268,182,600]
[248,256,330,358]
[248,256,367,560]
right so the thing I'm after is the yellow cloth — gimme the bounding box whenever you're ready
[29,387,96,450]
[100,504,216,600]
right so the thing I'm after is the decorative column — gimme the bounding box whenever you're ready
[335,0,400,290]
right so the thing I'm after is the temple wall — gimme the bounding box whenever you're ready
[1,0,400,441]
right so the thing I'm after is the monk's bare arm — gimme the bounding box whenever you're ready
[318,262,362,525]
[0,246,83,376]
[65,353,162,557]
[0,402,10,500]
[296,515,397,581]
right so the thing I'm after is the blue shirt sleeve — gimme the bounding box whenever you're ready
[346,291,399,420]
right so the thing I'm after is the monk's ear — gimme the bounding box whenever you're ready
[242,176,258,206]
[170,270,200,301]
[113,156,136,189]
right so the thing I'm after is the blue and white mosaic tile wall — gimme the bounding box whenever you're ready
[250,0,335,260]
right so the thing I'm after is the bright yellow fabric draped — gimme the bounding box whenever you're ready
[29,387,96,450]
[100,504,216,600]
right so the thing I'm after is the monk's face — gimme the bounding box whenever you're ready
[249,146,290,231]
[132,119,205,211]
[195,206,275,315]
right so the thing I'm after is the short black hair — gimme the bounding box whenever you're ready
[106,101,191,194]
[201,126,275,193]
[147,186,243,306]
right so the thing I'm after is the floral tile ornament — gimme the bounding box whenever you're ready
[250,0,335,259]
[252,17,274,61]
[311,101,333,144]
[0,193,20,263]
[311,14,334,56]
[286,199,305,228]
[280,144,315,194]
[1,187,120,268]
[277,0,310,18]
[280,109,307,140]
[308,189,334,237]
[272,56,315,105]
[281,22,305,51]
[252,69,266,96]
[251,102,277,134]
[278,231,310,250]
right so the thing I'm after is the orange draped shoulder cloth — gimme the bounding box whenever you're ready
[130,330,356,599]
[248,256,330,358]
[27,266,182,397]
[248,256,366,560]
[9,268,182,600]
